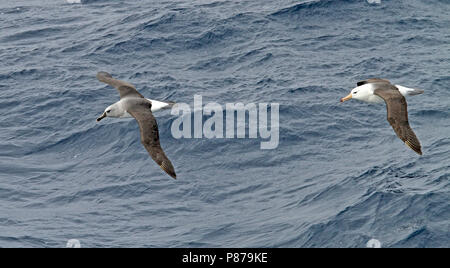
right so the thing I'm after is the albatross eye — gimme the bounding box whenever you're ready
[106,110,111,113]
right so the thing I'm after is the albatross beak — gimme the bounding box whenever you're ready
[340,93,352,103]
[96,112,107,122]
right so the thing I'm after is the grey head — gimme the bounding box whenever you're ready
[96,71,145,122]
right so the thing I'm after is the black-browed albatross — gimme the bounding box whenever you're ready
[340,78,423,155]
[96,71,176,179]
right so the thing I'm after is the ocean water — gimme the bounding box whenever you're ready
[0,0,449,248]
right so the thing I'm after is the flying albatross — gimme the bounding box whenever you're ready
[340,78,424,155]
[96,71,176,179]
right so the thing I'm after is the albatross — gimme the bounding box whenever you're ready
[340,78,423,155]
[96,71,176,179]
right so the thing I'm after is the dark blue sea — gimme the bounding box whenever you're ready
[0,0,449,248]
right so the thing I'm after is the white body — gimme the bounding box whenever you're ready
[350,84,424,103]
[104,98,172,119]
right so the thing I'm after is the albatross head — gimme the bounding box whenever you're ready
[340,85,372,103]
[96,104,119,122]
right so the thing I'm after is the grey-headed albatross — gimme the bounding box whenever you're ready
[96,71,176,179]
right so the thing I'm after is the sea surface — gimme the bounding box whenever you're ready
[0,0,449,248]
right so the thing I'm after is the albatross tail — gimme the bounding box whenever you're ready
[396,85,424,97]
[147,99,176,112]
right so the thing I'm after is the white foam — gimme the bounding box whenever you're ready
[66,0,82,4]
[366,238,382,248]
[367,0,381,4]
[66,239,81,248]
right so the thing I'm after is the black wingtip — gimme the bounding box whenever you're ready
[167,171,177,179]
[160,161,177,179]
[405,140,422,156]
[165,168,177,179]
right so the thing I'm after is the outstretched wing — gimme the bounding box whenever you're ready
[97,71,144,99]
[357,78,391,87]
[374,84,422,155]
[125,99,177,179]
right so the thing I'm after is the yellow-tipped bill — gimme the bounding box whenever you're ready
[340,93,352,103]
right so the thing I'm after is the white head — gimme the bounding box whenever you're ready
[96,103,121,121]
[340,84,373,103]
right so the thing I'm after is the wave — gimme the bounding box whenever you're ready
[270,0,360,18]
[278,190,449,247]
[65,0,111,4]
